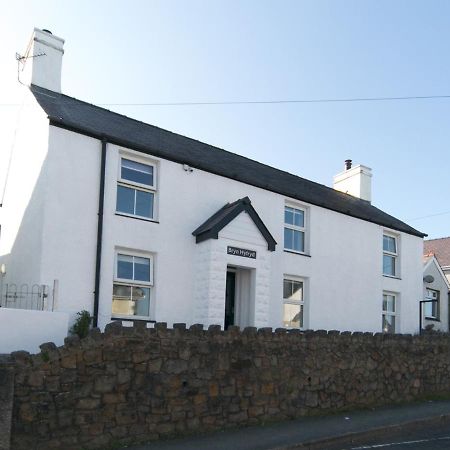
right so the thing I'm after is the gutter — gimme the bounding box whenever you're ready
[93,137,107,328]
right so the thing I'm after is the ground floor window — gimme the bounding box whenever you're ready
[112,252,153,319]
[382,292,397,333]
[424,288,439,320]
[283,278,304,328]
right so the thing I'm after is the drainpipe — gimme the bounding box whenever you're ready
[93,137,107,327]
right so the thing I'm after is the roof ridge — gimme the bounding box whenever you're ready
[425,236,450,242]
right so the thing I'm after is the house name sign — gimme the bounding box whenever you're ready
[227,246,256,259]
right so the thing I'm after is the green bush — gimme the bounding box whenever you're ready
[70,310,93,338]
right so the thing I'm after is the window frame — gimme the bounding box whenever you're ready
[282,277,305,329]
[116,154,158,221]
[424,288,440,320]
[284,204,307,254]
[382,292,397,334]
[112,250,154,320]
[382,232,399,278]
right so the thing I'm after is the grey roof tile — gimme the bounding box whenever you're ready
[30,85,426,238]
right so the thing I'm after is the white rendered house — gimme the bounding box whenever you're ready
[424,237,450,285]
[0,29,426,340]
[422,255,450,333]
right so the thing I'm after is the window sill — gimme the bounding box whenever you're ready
[111,316,156,323]
[382,275,401,280]
[284,250,311,258]
[424,317,441,322]
[115,212,159,223]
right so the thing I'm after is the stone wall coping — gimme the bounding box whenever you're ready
[7,321,450,366]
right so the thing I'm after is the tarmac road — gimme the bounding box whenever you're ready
[323,420,450,450]
[124,400,450,450]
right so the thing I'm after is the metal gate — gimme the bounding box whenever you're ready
[0,282,56,311]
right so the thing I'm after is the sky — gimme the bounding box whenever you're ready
[0,0,449,239]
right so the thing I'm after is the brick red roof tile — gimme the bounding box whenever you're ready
[424,237,450,268]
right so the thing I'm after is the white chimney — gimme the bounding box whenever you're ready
[333,159,372,202]
[20,28,64,93]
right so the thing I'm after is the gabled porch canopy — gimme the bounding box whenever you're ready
[192,197,277,251]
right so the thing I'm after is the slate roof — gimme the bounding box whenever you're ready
[424,237,450,268]
[192,197,277,251]
[30,84,425,238]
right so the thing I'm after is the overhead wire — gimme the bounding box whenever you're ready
[1,94,450,107]
[0,90,27,207]
[407,210,450,222]
[98,94,450,106]
[2,91,450,221]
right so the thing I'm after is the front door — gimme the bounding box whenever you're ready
[225,271,236,329]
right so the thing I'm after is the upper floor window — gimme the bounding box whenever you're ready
[383,234,398,277]
[116,157,156,220]
[382,292,397,333]
[284,205,306,253]
[424,288,439,320]
[283,278,304,328]
[112,252,153,319]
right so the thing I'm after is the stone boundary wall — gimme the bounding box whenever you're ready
[0,362,14,450]
[7,322,450,449]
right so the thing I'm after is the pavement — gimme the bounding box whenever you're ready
[124,400,450,450]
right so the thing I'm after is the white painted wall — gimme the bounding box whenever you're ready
[2,124,425,336]
[39,127,100,323]
[0,87,50,289]
[98,141,422,333]
[0,308,69,354]
[443,268,450,285]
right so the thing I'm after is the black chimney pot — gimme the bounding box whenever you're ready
[345,159,352,170]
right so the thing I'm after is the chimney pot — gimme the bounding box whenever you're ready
[345,159,352,170]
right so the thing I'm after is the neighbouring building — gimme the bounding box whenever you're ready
[0,29,426,349]
[422,255,450,332]
[424,237,450,284]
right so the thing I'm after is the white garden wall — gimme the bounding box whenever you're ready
[0,308,69,354]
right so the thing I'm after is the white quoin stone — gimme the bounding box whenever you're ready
[20,28,64,93]
[333,164,372,202]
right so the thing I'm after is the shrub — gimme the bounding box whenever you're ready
[70,310,92,338]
